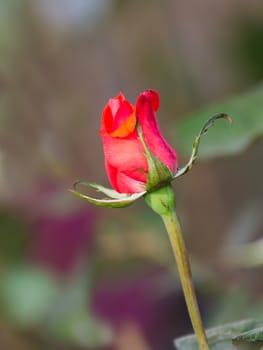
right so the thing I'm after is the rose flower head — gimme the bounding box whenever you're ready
[100,90,178,194]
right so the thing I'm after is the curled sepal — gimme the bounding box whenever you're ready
[174,113,232,179]
[70,180,145,208]
[137,125,173,192]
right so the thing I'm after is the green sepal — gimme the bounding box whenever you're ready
[137,125,173,191]
[70,181,145,208]
[174,113,232,179]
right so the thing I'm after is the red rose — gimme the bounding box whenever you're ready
[100,90,178,194]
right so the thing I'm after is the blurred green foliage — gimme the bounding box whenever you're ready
[176,83,263,159]
[0,211,29,263]
[45,275,112,348]
[208,289,263,328]
[0,264,112,348]
[1,266,59,326]
[234,19,263,83]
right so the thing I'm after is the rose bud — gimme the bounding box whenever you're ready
[100,90,178,194]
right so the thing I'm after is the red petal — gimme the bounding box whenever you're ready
[108,92,125,116]
[110,100,136,137]
[136,90,178,173]
[101,94,136,137]
[102,134,148,193]
[105,161,146,193]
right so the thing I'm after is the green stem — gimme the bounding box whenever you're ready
[161,211,210,350]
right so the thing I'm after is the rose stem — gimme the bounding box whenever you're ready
[161,211,210,350]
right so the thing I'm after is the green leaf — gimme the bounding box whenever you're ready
[174,319,263,350]
[176,83,263,159]
[70,181,145,208]
[233,326,263,346]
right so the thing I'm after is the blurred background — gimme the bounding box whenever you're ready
[0,0,263,349]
